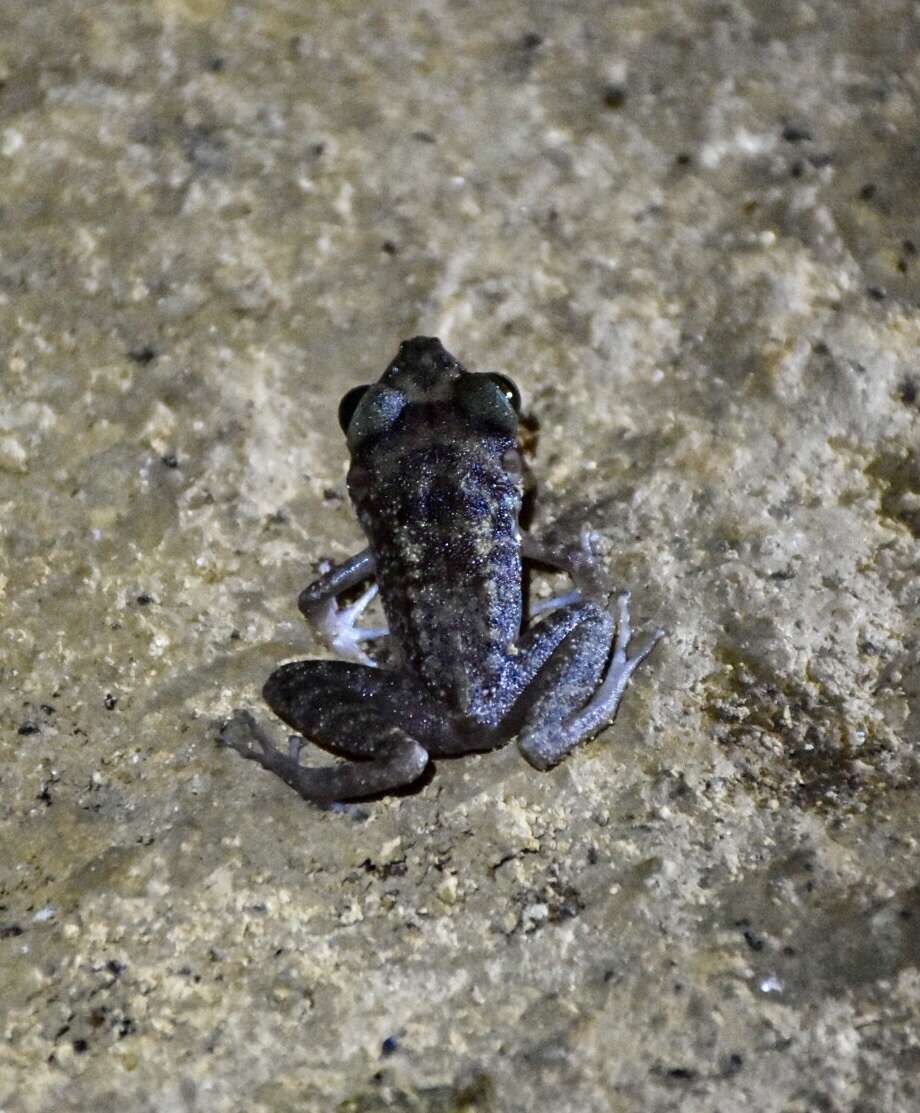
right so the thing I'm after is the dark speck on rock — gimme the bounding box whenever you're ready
[381,1036,398,1057]
[743,928,765,951]
[73,1039,89,1054]
[603,84,627,109]
[782,123,813,143]
[675,152,692,166]
[161,453,179,468]
[18,722,39,735]
[898,378,917,405]
[867,285,886,301]
[127,345,157,365]
[136,593,154,605]
[0,924,24,938]
[769,567,796,581]
[520,32,543,49]
[104,693,118,710]
[381,240,398,256]
[859,182,877,201]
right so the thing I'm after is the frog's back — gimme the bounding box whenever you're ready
[342,336,525,720]
[355,436,523,720]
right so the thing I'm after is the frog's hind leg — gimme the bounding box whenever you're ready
[516,594,664,771]
[220,661,455,804]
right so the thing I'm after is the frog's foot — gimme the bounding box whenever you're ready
[218,709,281,760]
[220,712,311,773]
[219,704,428,806]
[562,591,664,744]
[518,593,665,771]
[310,583,389,667]
[219,712,313,800]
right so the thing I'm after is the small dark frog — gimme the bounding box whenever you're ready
[221,337,663,803]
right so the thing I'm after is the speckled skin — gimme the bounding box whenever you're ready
[348,341,525,722]
[220,338,662,803]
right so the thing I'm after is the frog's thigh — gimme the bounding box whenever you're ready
[257,661,457,802]
[514,600,615,770]
[513,599,612,690]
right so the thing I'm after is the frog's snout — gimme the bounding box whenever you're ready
[384,336,464,392]
[397,336,448,364]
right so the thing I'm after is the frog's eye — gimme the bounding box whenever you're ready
[338,385,370,432]
[343,385,406,448]
[482,373,521,414]
[456,373,521,434]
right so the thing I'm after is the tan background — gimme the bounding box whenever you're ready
[1,1,919,1110]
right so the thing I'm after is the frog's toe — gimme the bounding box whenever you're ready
[611,592,666,665]
[613,591,633,648]
[217,709,253,749]
[329,631,378,668]
[218,709,277,759]
[578,525,603,559]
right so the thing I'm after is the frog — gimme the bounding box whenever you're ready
[219,336,663,804]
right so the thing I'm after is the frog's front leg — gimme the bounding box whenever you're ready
[220,661,461,804]
[510,594,664,771]
[297,547,389,666]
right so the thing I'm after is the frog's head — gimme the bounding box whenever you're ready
[338,336,521,455]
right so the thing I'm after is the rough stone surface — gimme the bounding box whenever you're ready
[2,2,919,1111]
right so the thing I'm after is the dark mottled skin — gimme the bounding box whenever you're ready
[352,424,522,720]
[220,337,663,804]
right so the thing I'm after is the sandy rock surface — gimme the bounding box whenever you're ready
[1,2,919,1111]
